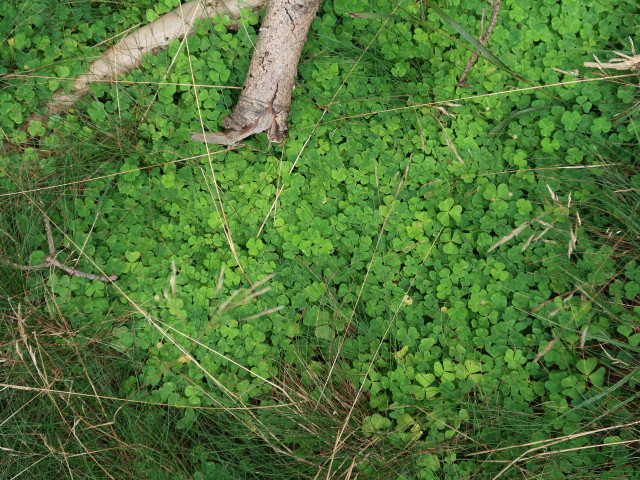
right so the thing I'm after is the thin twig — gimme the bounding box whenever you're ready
[457,0,501,87]
[0,258,49,272]
[46,254,118,282]
[584,52,640,71]
[0,215,117,283]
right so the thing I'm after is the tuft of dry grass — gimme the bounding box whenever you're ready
[0,296,195,480]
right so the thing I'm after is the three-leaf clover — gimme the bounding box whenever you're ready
[561,110,582,131]
[437,198,462,226]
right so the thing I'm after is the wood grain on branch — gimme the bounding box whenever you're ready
[191,0,323,145]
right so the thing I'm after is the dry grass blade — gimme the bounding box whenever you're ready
[198,165,248,280]
[567,219,578,258]
[531,338,557,364]
[434,114,465,164]
[478,420,640,479]
[322,158,412,478]
[240,305,285,322]
[487,221,530,252]
[520,231,536,252]
[0,383,297,411]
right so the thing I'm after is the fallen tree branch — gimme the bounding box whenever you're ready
[17,0,325,146]
[23,0,266,129]
[456,0,500,87]
[191,0,323,144]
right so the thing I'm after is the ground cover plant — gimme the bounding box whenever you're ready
[1,0,639,478]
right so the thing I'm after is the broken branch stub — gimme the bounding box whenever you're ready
[191,0,323,145]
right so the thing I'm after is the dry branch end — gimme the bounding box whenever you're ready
[584,52,640,71]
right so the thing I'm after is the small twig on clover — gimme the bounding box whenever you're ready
[433,114,464,165]
[0,214,117,283]
[457,0,501,87]
[44,253,118,282]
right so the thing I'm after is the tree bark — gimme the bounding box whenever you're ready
[191,0,322,145]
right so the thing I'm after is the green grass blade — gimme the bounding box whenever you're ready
[557,365,640,423]
[489,106,552,135]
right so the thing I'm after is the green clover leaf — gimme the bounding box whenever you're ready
[591,117,612,134]
[561,110,582,130]
[437,198,463,225]
[125,251,141,263]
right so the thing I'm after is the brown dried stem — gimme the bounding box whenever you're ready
[456,0,501,87]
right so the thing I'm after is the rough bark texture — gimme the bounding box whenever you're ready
[191,0,323,144]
